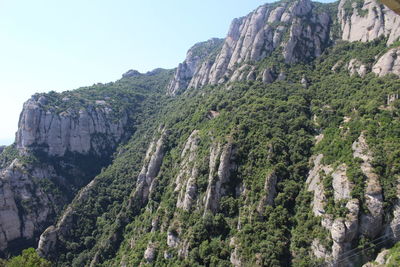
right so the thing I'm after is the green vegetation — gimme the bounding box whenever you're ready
[30,36,400,267]
[0,248,51,267]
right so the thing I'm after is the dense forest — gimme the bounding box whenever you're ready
[1,0,400,266]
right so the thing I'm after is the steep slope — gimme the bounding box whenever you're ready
[0,69,172,256]
[168,0,400,95]
[167,0,333,94]
[2,0,400,266]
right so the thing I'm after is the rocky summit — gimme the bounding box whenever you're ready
[2,0,400,266]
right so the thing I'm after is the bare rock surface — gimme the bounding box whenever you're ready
[176,131,200,211]
[372,47,400,77]
[168,0,331,94]
[352,133,383,238]
[0,159,65,251]
[204,141,236,214]
[338,0,400,45]
[16,96,127,157]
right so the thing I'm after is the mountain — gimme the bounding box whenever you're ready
[1,0,400,266]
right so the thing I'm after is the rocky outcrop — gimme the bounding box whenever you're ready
[257,171,278,214]
[167,39,224,95]
[307,155,360,265]
[362,249,389,266]
[372,47,400,77]
[332,164,353,201]
[338,0,400,45]
[131,129,166,205]
[0,159,65,252]
[168,0,331,94]
[143,242,156,263]
[352,133,383,238]
[230,237,242,267]
[307,154,332,217]
[204,141,236,214]
[175,130,200,211]
[348,59,368,77]
[38,129,166,259]
[16,95,128,157]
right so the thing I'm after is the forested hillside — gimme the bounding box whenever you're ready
[1,0,400,266]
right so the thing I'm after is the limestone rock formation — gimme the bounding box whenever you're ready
[16,95,128,157]
[348,58,368,77]
[257,171,278,214]
[168,0,331,94]
[0,159,65,252]
[338,0,400,45]
[372,47,400,77]
[167,38,224,95]
[130,129,166,205]
[352,133,383,238]
[204,141,236,214]
[307,154,360,264]
[175,130,200,211]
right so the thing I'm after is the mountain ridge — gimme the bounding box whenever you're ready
[1,0,400,266]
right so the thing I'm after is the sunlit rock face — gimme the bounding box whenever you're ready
[16,95,127,157]
[168,0,332,95]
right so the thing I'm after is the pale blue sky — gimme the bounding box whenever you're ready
[0,0,334,145]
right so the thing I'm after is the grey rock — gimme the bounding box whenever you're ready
[348,59,368,77]
[167,38,224,95]
[262,68,275,84]
[0,159,64,251]
[301,75,309,88]
[144,243,156,263]
[276,71,287,81]
[169,0,331,93]
[338,0,400,45]
[372,47,400,77]
[352,134,383,238]
[16,96,127,157]
[175,131,200,211]
[388,200,400,241]
[332,164,352,201]
[132,129,166,203]
[306,154,332,217]
[311,239,330,260]
[167,231,180,248]
[38,179,97,256]
[331,218,347,243]
[204,141,236,214]
[257,171,278,214]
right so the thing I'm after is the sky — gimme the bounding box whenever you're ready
[0,0,333,146]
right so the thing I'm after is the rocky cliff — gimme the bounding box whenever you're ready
[338,0,400,45]
[168,0,332,94]
[3,0,400,266]
[0,70,170,256]
[168,0,400,95]
[16,95,127,157]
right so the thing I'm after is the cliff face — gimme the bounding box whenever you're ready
[168,0,332,94]
[16,95,127,157]
[0,159,66,254]
[168,0,400,95]
[167,39,224,96]
[3,0,400,266]
[0,70,170,255]
[338,0,400,45]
